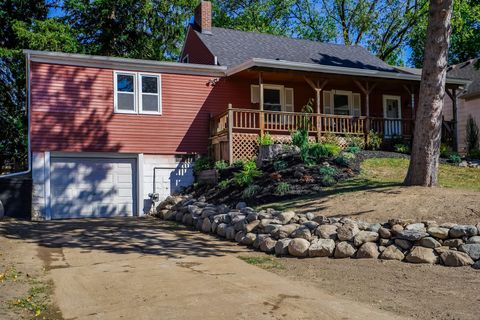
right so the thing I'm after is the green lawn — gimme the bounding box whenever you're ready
[361,158,480,191]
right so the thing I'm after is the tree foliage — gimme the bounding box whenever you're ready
[409,0,480,67]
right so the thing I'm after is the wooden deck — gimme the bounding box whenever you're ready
[210,108,414,163]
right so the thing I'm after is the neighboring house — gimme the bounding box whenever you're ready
[27,0,468,220]
[443,58,480,153]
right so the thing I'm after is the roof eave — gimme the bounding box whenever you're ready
[226,58,471,85]
[24,49,227,77]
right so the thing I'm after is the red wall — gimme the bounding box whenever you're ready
[30,62,240,155]
[181,28,215,65]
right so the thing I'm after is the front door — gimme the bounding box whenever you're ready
[383,95,402,137]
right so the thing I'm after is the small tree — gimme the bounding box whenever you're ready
[465,115,479,153]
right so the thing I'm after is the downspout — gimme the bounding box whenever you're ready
[0,52,32,178]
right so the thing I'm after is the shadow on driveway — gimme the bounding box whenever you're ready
[0,217,245,258]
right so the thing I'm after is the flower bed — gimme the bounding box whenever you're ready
[156,196,480,269]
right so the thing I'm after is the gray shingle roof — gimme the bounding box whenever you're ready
[195,27,397,72]
[447,59,480,98]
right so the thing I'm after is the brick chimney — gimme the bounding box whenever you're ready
[194,1,212,34]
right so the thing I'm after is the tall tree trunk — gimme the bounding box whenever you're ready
[404,0,453,186]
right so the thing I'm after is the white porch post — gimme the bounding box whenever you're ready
[259,72,264,136]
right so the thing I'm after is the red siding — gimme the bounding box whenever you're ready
[30,62,237,154]
[181,28,215,65]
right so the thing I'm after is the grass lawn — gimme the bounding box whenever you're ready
[361,158,480,191]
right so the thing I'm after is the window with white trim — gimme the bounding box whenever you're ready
[114,71,162,115]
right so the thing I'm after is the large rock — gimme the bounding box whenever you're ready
[288,238,310,257]
[427,226,450,239]
[240,233,256,245]
[444,238,464,248]
[291,226,312,241]
[246,212,259,222]
[263,224,280,235]
[334,241,356,258]
[259,237,277,253]
[235,231,246,243]
[236,202,247,210]
[405,223,426,232]
[216,223,228,237]
[378,227,391,239]
[405,246,438,264]
[449,225,478,238]
[272,224,299,239]
[390,224,404,236]
[316,224,338,240]
[441,250,474,267]
[467,236,480,244]
[353,231,379,247]
[356,242,379,259]
[302,221,319,231]
[395,230,429,241]
[253,234,269,249]
[380,245,405,261]
[245,220,261,233]
[367,223,382,233]
[394,239,413,251]
[459,243,480,260]
[337,223,360,241]
[201,218,212,233]
[308,239,335,257]
[277,211,295,224]
[417,237,441,249]
[275,239,292,256]
[182,213,193,226]
[225,226,237,240]
[259,219,281,228]
[473,260,480,270]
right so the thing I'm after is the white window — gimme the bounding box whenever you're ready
[250,84,293,112]
[323,90,361,116]
[114,71,162,115]
[139,74,161,114]
[114,72,137,113]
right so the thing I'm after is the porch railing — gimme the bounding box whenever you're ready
[210,108,414,139]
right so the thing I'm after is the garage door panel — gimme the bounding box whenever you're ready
[50,157,136,219]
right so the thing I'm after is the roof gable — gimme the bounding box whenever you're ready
[447,59,480,98]
[194,27,396,72]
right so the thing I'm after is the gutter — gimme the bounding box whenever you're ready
[0,52,32,178]
[226,58,472,86]
[24,50,227,77]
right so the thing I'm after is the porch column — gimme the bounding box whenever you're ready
[227,103,233,164]
[259,72,264,136]
[305,77,328,141]
[446,87,458,152]
[354,80,376,134]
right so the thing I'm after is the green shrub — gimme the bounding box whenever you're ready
[466,115,479,153]
[308,143,341,159]
[468,149,480,159]
[366,130,382,150]
[193,156,213,174]
[275,182,291,195]
[214,160,228,170]
[233,160,262,186]
[449,153,462,164]
[440,143,453,158]
[345,146,361,154]
[273,159,288,171]
[291,129,309,149]
[394,144,409,154]
[233,159,245,168]
[335,152,355,166]
[257,132,273,146]
[319,166,337,176]
[320,175,337,187]
[345,134,365,149]
[243,184,260,198]
[218,179,231,189]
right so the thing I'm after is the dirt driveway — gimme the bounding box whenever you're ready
[0,218,405,320]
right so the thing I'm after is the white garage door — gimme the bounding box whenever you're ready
[50,157,136,219]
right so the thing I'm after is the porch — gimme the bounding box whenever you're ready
[210,107,414,163]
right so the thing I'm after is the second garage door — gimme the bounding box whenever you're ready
[50,157,136,219]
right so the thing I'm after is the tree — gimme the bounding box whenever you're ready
[410,0,480,67]
[292,0,428,65]
[404,0,453,186]
[62,0,197,60]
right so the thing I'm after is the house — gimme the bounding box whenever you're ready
[27,0,468,220]
[443,59,480,153]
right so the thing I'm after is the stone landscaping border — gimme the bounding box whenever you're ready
[156,196,480,269]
